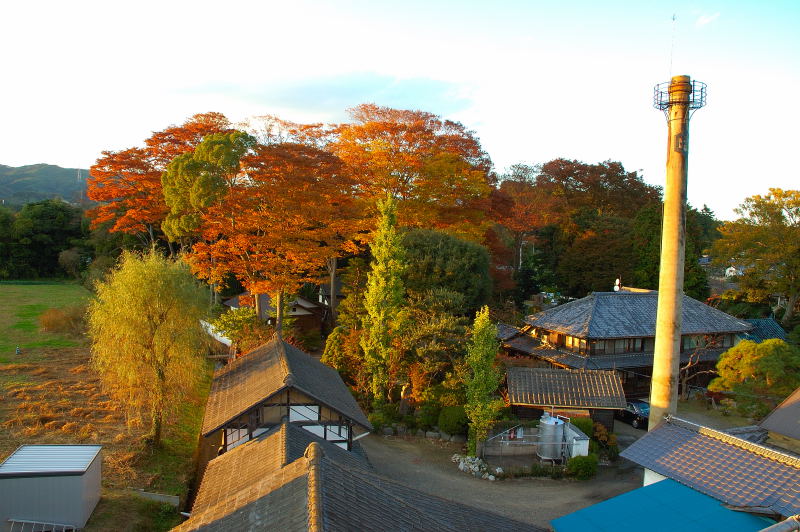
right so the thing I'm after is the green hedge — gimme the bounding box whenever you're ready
[566,453,599,480]
[437,405,468,435]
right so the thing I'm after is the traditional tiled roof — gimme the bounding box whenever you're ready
[223,293,318,318]
[507,367,626,409]
[525,291,752,339]
[191,422,370,517]
[504,335,724,370]
[620,416,800,518]
[175,442,543,532]
[760,387,800,441]
[742,318,787,343]
[201,337,371,436]
[496,323,522,342]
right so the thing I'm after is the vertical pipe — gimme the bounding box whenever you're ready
[649,75,692,432]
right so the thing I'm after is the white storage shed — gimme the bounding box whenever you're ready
[0,445,102,531]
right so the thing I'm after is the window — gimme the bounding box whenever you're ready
[290,405,320,422]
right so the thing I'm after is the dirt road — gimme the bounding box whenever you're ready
[359,435,643,529]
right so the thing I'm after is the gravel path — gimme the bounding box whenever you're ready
[359,434,643,529]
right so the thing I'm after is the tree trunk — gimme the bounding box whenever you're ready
[328,257,338,326]
[254,293,263,321]
[275,291,284,338]
[151,368,166,446]
[781,291,798,325]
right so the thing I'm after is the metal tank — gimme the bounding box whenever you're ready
[537,412,564,460]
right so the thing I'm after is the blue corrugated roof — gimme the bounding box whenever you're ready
[551,479,775,532]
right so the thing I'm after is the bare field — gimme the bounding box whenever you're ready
[0,282,204,531]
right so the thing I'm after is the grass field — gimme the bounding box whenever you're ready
[0,281,209,531]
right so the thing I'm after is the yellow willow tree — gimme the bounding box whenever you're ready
[188,142,362,334]
[88,250,208,446]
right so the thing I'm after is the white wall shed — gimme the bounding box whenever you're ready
[0,445,102,531]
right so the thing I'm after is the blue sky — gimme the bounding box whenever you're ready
[1,0,798,219]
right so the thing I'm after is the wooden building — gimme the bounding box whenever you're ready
[501,289,754,397]
[197,336,371,477]
[506,367,626,431]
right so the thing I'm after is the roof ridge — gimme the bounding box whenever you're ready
[667,416,800,468]
[305,443,324,532]
[275,335,293,385]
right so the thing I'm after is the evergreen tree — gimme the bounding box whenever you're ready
[360,195,406,398]
[464,306,503,456]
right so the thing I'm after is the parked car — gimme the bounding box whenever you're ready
[616,400,650,429]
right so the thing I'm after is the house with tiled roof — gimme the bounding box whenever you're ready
[506,367,626,430]
[197,336,371,479]
[501,289,754,397]
[620,416,800,520]
[760,387,800,442]
[223,292,324,334]
[176,434,542,532]
[742,317,788,343]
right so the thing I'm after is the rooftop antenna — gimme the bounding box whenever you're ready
[647,76,706,485]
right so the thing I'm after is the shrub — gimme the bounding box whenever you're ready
[415,403,441,430]
[566,454,599,480]
[438,405,468,435]
[570,417,594,437]
[39,304,87,336]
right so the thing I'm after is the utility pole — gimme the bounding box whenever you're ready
[648,76,706,441]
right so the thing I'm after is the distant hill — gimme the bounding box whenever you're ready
[0,163,89,206]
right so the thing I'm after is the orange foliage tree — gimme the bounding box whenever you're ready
[87,112,232,246]
[329,104,494,241]
[188,142,361,332]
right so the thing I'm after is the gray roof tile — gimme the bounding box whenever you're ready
[760,387,800,441]
[504,334,724,369]
[620,416,800,518]
[191,422,370,518]
[743,318,787,343]
[525,291,752,339]
[175,442,543,532]
[201,336,370,436]
[507,367,626,409]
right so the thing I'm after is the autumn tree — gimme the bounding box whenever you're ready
[161,131,256,243]
[88,250,208,446]
[464,306,503,456]
[360,195,406,398]
[87,112,231,247]
[188,142,360,333]
[709,339,800,417]
[712,189,800,325]
[330,104,493,241]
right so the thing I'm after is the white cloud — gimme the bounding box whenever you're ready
[696,12,721,27]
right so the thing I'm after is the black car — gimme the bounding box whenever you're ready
[616,400,650,429]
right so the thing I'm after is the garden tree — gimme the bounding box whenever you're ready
[330,104,493,241]
[709,339,800,418]
[464,306,503,456]
[398,288,469,406]
[401,228,491,314]
[161,131,257,243]
[8,200,85,278]
[360,195,406,398]
[87,112,231,247]
[712,189,800,325]
[556,215,636,297]
[189,142,360,334]
[88,250,208,446]
[210,306,274,354]
[630,203,710,299]
[321,257,371,393]
[498,163,564,272]
[535,159,661,222]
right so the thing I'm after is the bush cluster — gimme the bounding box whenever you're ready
[39,304,87,336]
[566,454,599,480]
[437,405,468,435]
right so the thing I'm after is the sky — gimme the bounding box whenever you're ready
[1,0,798,220]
